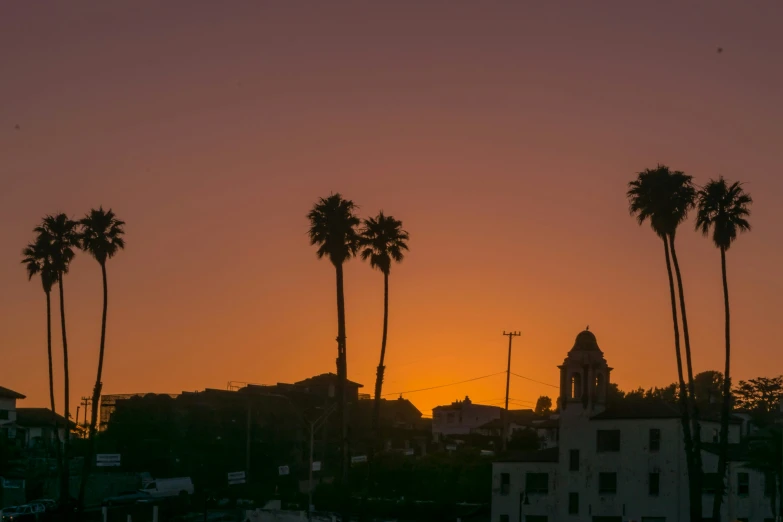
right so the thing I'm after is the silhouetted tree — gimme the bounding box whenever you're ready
[307,194,360,485]
[696,177,752,519]
[534,396,552,415]
[628,165,702,521]
[35,213,78,507]
[76,207,126,512]
[734,377,783,424]
[358,212,409,439]
[21,232,63,481]
[745,426,783,517]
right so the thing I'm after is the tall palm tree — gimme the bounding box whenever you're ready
[358,212,409,437]
[307,194,360,484]
[696,177,752,519]
[35,213,78,506]
[76,207,126,512]
[627,165,701,521]
[21,232,63,482]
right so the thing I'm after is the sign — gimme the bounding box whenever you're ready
[404,449,414,456]
[480,450,494,457]
[350,455,367,464]
[278,465,290,476]
[446,444,457,451]
[311,461,321,471]
[228,471,246,485]
[96,454,121,467]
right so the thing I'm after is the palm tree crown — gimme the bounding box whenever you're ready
[78,207,126,264]
[34,214,78,274]
[359,212,409,275]
[696,177,752,250]
[627,165,696,238]
[22,232,58,293]
[307,194,360,266]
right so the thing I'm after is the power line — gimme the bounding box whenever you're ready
[510,372,559,389]
[383,371,506,397]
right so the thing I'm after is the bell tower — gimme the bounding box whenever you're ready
[558,328,611,417]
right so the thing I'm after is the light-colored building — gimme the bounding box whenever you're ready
[432,396,503,439]
[0,386,25,427]
[491,329,774,522]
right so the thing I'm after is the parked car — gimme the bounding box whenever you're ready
[0,503,44,522]
[102,491,151,506]
[140,477,194,499]
[30,500,56,513]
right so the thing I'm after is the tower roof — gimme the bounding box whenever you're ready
[569,329,601,353]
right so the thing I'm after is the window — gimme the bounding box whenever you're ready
[649,472,660,496]
[0,410,8,420]
[738,472,749,496]
[649,428,661,452]
[525,472,549,494]
[568,492,579,515]
[525,517,547,522]
[570,373,582,399]
[598,472,617,494]
[597,430,621,452]
[500,473,510,495]
[569,449,579,471]
[702,473,719,494]
[500,516,510,522]
[765,472,775,497]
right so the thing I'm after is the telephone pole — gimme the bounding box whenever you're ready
[502,331,521,451]
[80,397,91,428]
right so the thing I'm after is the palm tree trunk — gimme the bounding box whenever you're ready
[663,237,699,521]
[372,272,389,438]
[57,273,71,511]
[45,290,64,493]
[334,262,348,486]
[78,262,109,511]
[712,247,732,519]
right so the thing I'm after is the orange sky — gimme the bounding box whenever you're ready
[2,1,782,418]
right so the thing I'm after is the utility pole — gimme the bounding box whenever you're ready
[502,331,521,451]
[80,397,91,430]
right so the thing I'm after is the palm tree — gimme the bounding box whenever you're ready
[627,165,701,521]
[76,207,126,512]
[358,212,409,438]
[696,177,752,519]
[307,194,360,484]
[35,213,78,506]
[21,232,63,481]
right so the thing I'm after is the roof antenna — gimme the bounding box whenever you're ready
[586,325,590,331]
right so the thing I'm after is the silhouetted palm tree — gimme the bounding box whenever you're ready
[76,207,126,512]
[307,194,360,483]
[21,232,63,480]
[35,213,78,506]
[628,165,701,521]
[696,177,752,519]
[358,212,409,436]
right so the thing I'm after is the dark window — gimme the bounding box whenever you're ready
[0,410,8,420]
[525,517,547,522]
[598,472,617,494]
[568,492,578,514]
[765,472,775,497]
[702,473,719,494]
[649,472,660,496]
[597,430,621,452]
[649,428,661,452]
[500,473,510,495]
[525,472,549,494]
[738,472,749,496]
[569,449,579,471]
[500,516,510,522]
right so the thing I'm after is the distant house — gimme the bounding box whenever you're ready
[293,373,364,403]
[15,408,72,449]
[0,386,25,431]
[432,396,503,439]
[472,409,544,439]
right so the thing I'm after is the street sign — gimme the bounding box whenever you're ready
[404,449,414,456]
[96,454,121,467]
[312,461,321,471]
[350,455,367,464]
[278,465,290,476]
[446,444,457,451]
[228,471,246,485]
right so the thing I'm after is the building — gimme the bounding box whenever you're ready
[491,329,773,522]
[99,393,179,429]
[15,408,71,450]
[432,396,504,439]
[0,386,25,434]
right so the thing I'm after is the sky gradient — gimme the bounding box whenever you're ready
[2,1,782,418]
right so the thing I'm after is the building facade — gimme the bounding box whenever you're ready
[432,396,503,438]
[491,329,774,522]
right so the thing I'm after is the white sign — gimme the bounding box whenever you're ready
[228,471,246,485]
[350,455,367,464]
[278,465,290,476]
[446,444,457,451]
[404,449,414,456]
[96,454,121,467]
[312,461,321,471]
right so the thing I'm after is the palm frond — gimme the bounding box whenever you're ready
[695,177,753,250]
[307,193,360,266]
[78,206,126,264]
[358,211,409,274]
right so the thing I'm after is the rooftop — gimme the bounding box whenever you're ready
[294,373,364,388]
[591,401,681,420]
[16,408,73,428]
[570,329,602,353]
[495,447,559,463]
[0,386,26,400]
